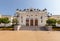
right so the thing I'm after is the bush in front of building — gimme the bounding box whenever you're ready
[0,25,14,31]
[12,18,18,25]
[0,17,10,25]
[46,18,56,26]
[57,20,60,24]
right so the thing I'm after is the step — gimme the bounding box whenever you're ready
[20,26,40,30]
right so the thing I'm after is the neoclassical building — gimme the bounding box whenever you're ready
[16,8,49,28]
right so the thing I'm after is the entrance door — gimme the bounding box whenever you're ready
[30,19,33,26]
[35,19,38,26]
[26,19,29,26]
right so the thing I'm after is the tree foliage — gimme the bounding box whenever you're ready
[0,17,10,24]
[57,20,60,24]
[46,18,56,26]
[0,18,2,23]
[12,18,18,25]
[2,17,10,24]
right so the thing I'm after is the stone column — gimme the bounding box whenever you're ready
[33,19,35,26]
[29,19,30,26]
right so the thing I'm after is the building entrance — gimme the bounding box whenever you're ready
[26,19,38,26]
[35,19,38,26]
[26,19,29,26]
[30,19,33,26]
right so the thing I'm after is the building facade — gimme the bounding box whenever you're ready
[50,15,60,20]
[16,8,48,27]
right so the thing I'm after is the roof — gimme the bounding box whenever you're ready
[16,8,47,12]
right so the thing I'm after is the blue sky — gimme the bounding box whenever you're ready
[0,0,60,15]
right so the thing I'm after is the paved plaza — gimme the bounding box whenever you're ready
[0,31,60,41]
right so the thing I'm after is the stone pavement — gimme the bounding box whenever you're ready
[0,31,60,41]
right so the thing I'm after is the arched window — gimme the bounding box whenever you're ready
[27,9,29,10]
[35,19,38,26]
[30,9,33,11]
[26,18,29,26]
[23,9,26,11]
[16,9,19,11]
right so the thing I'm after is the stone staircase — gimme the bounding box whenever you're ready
[19,26,40,31]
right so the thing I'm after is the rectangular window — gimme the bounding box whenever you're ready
[41,16,43,19]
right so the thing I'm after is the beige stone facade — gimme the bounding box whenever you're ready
[16,8,48,27]
[1,8,60,28]
[50,15,60,20]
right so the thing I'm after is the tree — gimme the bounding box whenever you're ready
[2,17,10,27]
[57,20,60,24]
[2,17,10,24]
[0,17,10,27]
[46,18,56,26]
[12,18,18,25]
[0,18,2,24]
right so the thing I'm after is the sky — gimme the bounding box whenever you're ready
[0,0,60,15]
